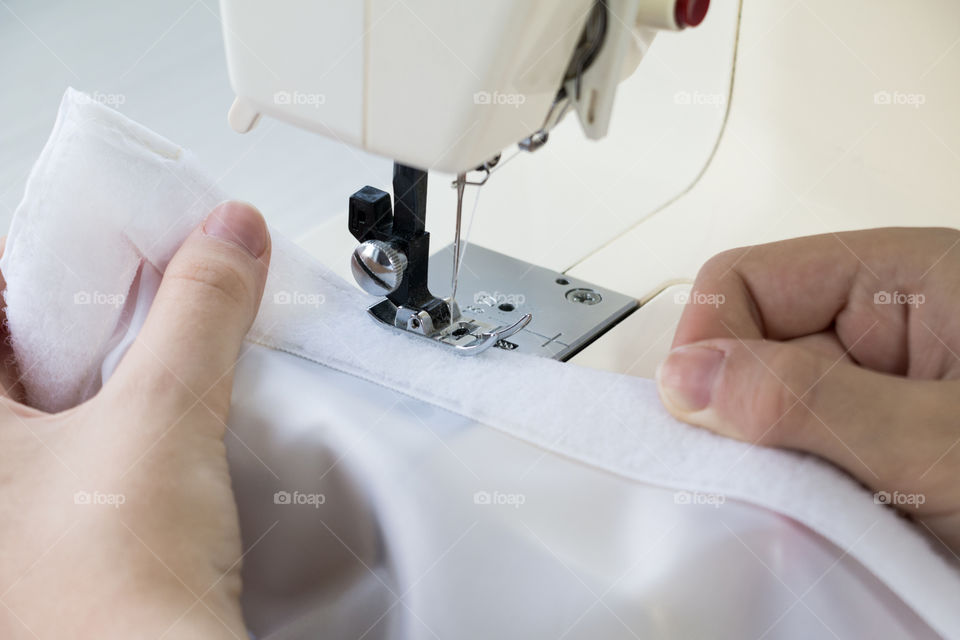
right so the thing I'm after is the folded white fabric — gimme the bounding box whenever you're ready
[4,89,960,638]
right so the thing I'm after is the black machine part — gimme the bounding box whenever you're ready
[348,163,451,329]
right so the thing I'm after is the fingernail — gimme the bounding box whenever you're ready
[203,201,268,258]
[657,346,725,413]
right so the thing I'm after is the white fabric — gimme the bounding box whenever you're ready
[2,89,958,638]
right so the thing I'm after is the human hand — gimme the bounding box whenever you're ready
[656,228,960,554]
[0,202,270,638]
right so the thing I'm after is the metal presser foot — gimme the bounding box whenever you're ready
[347,162,531,356]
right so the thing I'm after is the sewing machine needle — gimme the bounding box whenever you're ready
[451,172,466,308]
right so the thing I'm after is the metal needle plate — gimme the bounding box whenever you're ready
[428,243,637,360]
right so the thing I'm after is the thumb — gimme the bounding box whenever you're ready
[655,338,924,483]
[110,201,271,417]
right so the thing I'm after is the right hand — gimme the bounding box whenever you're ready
[656,228,960,554]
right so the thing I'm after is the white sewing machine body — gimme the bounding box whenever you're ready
[220,0,704,174]
[221,0,712,359]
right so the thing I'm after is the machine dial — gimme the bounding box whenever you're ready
[351,240,407,296]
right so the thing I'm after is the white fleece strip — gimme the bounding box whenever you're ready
[3,89,959,637]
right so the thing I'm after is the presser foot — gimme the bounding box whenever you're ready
[366,297,532,356]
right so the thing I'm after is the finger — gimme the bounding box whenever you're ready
[786,331,854,363]
[656,337,959,490]
[672,228,959,373]
[108,202,271,418]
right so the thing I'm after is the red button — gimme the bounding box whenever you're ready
[675,0,710,28]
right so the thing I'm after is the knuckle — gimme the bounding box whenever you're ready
[166,254,255,314]
[699,249,737,276]
[929,227,960,250]
[898,226,960,253]
[696,248,746,287]
[928,226,960,240]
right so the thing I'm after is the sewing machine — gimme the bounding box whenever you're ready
[219,0,709,359]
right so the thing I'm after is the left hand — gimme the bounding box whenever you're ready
[0,201,270,639]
